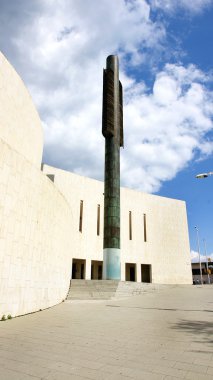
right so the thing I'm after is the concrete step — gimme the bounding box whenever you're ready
[114,282,160,298]
[66,279,120,300]
[67,294,116,300]
[69,285,119,289]
[70,280,118,285]
[66,280,161,301]
[67,291,116,297]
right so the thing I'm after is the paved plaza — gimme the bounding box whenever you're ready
[0,285,213,380]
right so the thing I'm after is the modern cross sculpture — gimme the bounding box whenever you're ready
[102,55,123,280]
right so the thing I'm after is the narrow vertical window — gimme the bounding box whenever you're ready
[79,200,83,232]
[143,213,147,242]
[129,211,132,240]
[97,204,100,236]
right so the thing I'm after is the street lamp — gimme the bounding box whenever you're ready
[203,239,210,284]
[195,174,212,283]
[196,172,213,179]
[195,226,203,285]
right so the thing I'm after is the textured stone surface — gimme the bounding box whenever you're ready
[43,164,192,284]
[0,285,212,380]
[0,52,73,317]
[0,52,43,168]
[67,280,175,300]
[0,139,73,317]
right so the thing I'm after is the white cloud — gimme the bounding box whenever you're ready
[153,76,181,105]
[150,0,213,14]
[191,250,213,263]
[121,64,213,191]
[0,0,213,193]
[42,60,213,193]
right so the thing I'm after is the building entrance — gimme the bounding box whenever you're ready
[91,260,103,280]
[125,263,136,281]
[72,259,86,279]
[141,264,151,283]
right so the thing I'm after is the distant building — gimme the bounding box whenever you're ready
[0,52,192,318]
[192,262,213,284]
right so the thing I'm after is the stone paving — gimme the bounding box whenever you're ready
[0,285,213,380]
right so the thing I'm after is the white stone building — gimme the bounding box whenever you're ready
[0,52,192,318]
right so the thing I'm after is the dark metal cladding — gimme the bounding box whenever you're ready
[102,55,123,251]
[102,69,123,147]
[102,69,114,139]
[103,137,120,249]
[119,81,123,148]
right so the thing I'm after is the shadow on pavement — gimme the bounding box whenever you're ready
[106,305,213,312]
[171,319,213,344]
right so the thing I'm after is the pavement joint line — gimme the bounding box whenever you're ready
[0,286,213,379]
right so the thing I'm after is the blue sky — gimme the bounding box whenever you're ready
[0,0,212,261]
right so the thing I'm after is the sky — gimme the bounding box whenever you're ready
[0,0,213,262]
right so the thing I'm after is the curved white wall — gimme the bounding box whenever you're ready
[0,52,73,317]
[0,52,43,168]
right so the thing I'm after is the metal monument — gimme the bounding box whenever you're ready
[102,55,123,280]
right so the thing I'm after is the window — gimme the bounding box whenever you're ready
[79,200,83,232]
[97,204,100,236]
[129,211,132,240]
[143,213,147,242]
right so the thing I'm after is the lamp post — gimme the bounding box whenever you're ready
[195,226,203,285]
[196,172,213,179]
[203,239,210,284]
[195,173,212,283]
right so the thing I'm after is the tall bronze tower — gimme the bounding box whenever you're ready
[102,55,123,280]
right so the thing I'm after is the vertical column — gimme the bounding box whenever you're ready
[102,55,122,280]
[85,259,91,280]
[137,264,141,283]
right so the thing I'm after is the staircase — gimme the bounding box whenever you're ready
[115,281,160,298]
[66,280,160,301]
